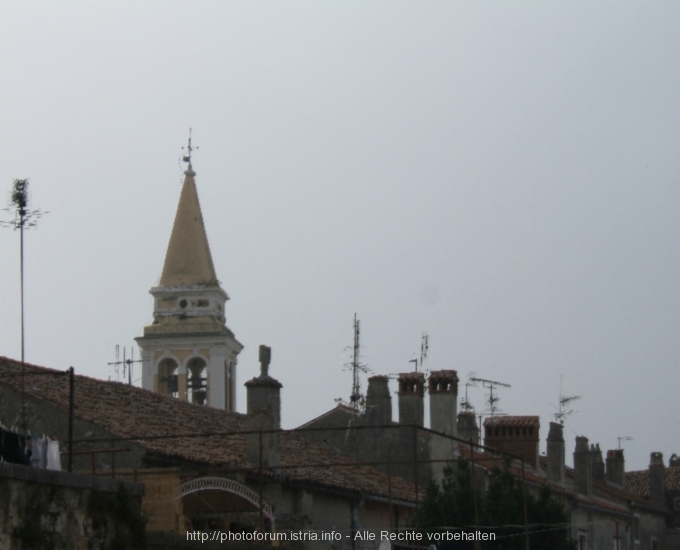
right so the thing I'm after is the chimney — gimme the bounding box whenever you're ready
[428,370,458,436]
[457,412,480,447]
[573,436,592,497]
[398,372,425,427]
[591,444,605,482]
[649,452,665,506]
[605,449,625,487]
[244,345,282,468]
[366,376,392,426]
[546,422,565,484]
[428,370,458,484]
[483,416,540,469]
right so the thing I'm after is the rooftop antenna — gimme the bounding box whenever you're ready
[409,332,429,372]
[469,376,511,425]
[107,345,142,385]
[551,375,581,425]
[460,375,478,413]
[1,178,47,431]
[343,313,370,411]
[617,436,633,450]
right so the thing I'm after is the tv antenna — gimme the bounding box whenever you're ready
[460,375,478,413]
[617,436,633,450]
[551,375,581,425]
[1,178,48,430]
[343,313,370,411]
[107,345,142,385]
[469,376,511,424]
[408,332,429,372]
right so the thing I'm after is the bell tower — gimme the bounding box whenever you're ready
[136,139,243,411]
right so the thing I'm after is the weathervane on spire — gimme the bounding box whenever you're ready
[181,128,199,167]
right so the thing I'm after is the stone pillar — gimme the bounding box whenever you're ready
[605,449,625,488]
[366,376,391,426]
[208,348,226,410]
[591,444,605,482]
[546,422,565,484]
[245,346,282,468]
[649,452,666,506]
[397,372,425,427]
[573,436,592,497]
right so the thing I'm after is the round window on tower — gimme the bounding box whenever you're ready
[179,299,188,309]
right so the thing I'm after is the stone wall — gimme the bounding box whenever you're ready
[0,461,145,550]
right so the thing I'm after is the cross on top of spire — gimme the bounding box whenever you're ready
[182,128,199,174]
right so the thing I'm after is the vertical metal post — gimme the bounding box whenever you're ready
[412,423,419,518]
[111,438,116,479]
[20,215,26,432]
[388,458,394,531]
[68,366,74,473]
[469,440,481,550]
[521,459,529,550]
[259,429,264,530]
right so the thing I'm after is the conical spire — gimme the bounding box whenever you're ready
[159,165,218,287]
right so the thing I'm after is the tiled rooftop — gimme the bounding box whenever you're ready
[0,357,416,503]
[625,467,680,499]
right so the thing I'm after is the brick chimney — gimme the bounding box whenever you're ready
[573,436,592,497]
[591,443,605,482]
[428,370,458,436]
[649,452,666,506]
[605,449,625,488]
[244,345,282,468]
[546,422,565,484]
[483,416,540,469]
[457,412,480,446]
[366,375,392,426]
[398,372,425,427]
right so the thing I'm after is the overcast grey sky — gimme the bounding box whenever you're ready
[1,1,678,471]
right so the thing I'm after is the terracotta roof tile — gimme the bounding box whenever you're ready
[0,357,415,502]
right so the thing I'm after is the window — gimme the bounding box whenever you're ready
[578,531,587,550]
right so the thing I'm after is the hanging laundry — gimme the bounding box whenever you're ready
[46,439,61,471]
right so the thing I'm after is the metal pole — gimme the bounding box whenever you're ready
[388,458,394,531]
[521,459,530,550]
[20,215,26,432]
[259,429,264,530]
[68,366,74,473]
[412,423,419,519]
[469,440,481,550]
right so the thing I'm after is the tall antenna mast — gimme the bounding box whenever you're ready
[344,313,369,411]
[552,375,581,425]
[1,178,47,431]
[469,376,511,425]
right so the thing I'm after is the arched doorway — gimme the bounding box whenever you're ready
[176,477,272,532]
